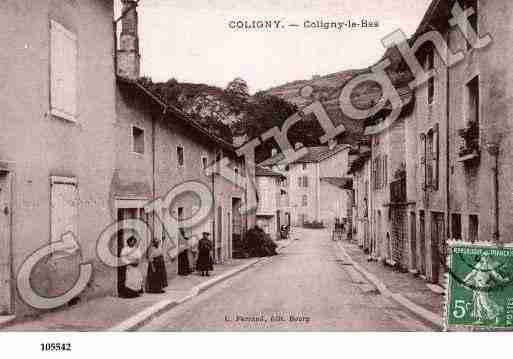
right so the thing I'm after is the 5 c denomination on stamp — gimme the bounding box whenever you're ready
[446,243,513,330]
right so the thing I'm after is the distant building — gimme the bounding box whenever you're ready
[255,166,286,239]
[260,143,352,228]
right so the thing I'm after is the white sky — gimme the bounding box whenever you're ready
[116,0,432,93]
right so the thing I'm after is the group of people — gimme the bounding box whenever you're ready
[118,231,214,299]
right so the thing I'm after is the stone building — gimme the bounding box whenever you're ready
[113,0,246,295]
[0,0,118,316]
[255,166,286,239]
[260,143,352,228]
[350,0,513,287]
[362,87,416,269]
[406,0,513,285]
[348,144,371,251]
[0,0,247,319]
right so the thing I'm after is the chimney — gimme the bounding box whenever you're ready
[117,0,140,80]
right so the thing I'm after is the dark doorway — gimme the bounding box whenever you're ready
[410,212,417,270]
[0,171,12,315]
[419,211,426,275]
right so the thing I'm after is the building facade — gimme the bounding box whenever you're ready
[0,0,247,318]
[0,0,117,316]
[255,166,286,240]
[260,144,352,228]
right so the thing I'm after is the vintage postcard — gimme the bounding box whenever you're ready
[1,0,513,346]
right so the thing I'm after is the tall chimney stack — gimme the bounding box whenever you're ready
[117,0,140,80]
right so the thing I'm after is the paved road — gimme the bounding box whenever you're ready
[140,228,434,331]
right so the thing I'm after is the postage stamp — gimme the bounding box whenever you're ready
[445,243,513,330]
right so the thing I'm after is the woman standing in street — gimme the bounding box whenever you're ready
[197,232,213,276]
[119,236,144,298]
[146,238,168,294]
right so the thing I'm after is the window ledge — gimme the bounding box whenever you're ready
[51,108,77,123]
[457,150,480,163]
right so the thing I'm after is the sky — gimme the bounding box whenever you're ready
[116,0,432,93]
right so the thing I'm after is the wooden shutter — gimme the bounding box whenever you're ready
[433,124,440,190]
[50,20,77,121]
[50,176,78,245]
[420,134,426,190]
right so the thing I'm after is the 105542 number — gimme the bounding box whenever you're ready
[40,343,72,352]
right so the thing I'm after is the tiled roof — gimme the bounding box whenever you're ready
[255,165,285,178]
[117,76,236,154]
[259,144,350,166]
[348,151,371,174]
[320,177,353,190]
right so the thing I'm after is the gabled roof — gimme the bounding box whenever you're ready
[320,177,353,190]
[347,151,371,175]
[117,76,236,154]
[255,165,285,178]
[259,144,350,166]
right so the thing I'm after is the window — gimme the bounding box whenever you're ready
[177,207,184,222]
[433,124,439,189]
[177,146,184,167]
[201,155,208,171]
[298,177,302,187]
[451,213,462,240]
[383,155,388,188]
[426,130,434,187]
[302,195,308,207]
[234,167,239,184]
[466,76,480,127]
[132,126,145,154]
[469,215,479,242]
[177,207,185,234]
[302,163,307,171]
[50,20,78,121]
[372,155,386,190]
[426,52,435,105]
[303,176,309,188]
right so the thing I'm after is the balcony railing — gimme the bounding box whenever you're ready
[458,121,480,162]
[390,177,406,204]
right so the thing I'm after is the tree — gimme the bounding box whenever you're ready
[226,77,250,99]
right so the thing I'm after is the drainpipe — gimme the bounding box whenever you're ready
[487,144,500,243]
[445,39,451,243]
[211,152,217,262]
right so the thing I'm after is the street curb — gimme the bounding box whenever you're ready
[110,240,291,332]
[335,241,444,331]
[110,258,264,331]
[0,316,16,330]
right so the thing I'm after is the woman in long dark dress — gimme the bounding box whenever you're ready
[146,239,168,294]
[178,229,191,275]
[197,232,213,276]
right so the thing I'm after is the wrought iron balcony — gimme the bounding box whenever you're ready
[458,121,480,162]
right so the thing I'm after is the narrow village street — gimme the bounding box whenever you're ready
[140,228,435,331]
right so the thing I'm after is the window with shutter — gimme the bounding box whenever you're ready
[50,20,78,122]
[303,176,308,188]
[298,177,302,187]
[420,134,426,189]
[433,124,439,190]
